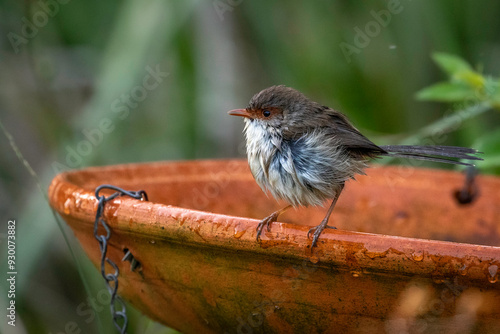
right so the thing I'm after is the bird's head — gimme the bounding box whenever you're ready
[228,85,321,138]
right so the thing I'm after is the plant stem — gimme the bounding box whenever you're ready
[399,101,491,145]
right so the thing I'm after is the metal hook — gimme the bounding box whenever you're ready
[454,166,480,205]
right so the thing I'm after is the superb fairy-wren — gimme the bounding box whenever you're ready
[228,85,482,247]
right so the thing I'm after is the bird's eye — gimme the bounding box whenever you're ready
[262,109,271,117]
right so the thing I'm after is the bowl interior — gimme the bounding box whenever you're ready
[65,160,500,247]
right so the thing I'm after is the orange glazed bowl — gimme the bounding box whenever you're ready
[48,160,500,333]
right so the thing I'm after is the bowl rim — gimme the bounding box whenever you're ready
[48,159,500,286]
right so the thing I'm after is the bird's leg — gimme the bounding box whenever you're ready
[256,205,292,241]
[307,183,345,247]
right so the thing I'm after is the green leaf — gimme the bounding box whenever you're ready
[473,129,500,172]
[455,70,485,88]
[415,82,477,102]
[483,78,500,107]
[475,128,500,152]
[432,52,473,76]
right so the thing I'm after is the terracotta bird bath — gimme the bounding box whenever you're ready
[48,160,500,333]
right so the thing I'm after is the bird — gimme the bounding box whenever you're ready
[228,85,482,247]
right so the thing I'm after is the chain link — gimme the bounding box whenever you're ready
[454,166,479,204]
[94,184,148,334]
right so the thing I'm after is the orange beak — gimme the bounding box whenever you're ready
[228,109,252,118]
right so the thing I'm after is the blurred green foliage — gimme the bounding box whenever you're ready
[417,52,500,104]
[0,0,499,333]
[416,52,500,172]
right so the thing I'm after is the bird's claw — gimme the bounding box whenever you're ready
[256,213,279,241]
[307,224,336,247]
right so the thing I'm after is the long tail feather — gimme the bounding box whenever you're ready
[379,145,483,167]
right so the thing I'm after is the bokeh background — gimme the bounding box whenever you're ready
[1,0,500,333]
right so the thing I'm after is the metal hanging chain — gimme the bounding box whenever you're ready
[454,166,480,205]
[94,184,148,334]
